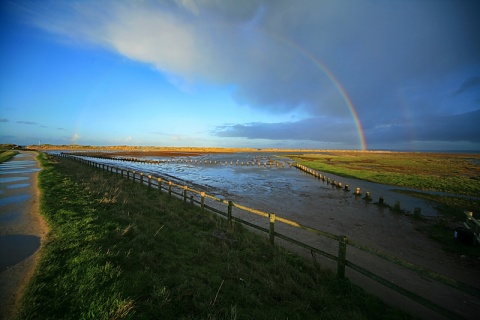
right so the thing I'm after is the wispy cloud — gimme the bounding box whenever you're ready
[455,77,480,95]
[16,121,38,125]
[0,118,9,123]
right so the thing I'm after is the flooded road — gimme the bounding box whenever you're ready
[0,151,46,320]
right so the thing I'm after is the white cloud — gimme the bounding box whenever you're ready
[19,0,480,148]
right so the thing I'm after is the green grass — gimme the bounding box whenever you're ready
[0,150,19,162]
[17,153,412,319]
[289,152,480,197]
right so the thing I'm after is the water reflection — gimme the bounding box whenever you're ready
[0,235,40,272]
[0,194,31,206]
[77,152,438,218]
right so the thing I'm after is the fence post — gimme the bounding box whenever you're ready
[183,186,188,202]
[394,201,401,211]
[269,213,276,245]
[168,181,172,196]
[148,175,152,188]
[140,173,144,185]
[337,236,348,278]
[158,178,162,192]
[201,192,205,212]
[228,201,233,227]
[127,170,130,180]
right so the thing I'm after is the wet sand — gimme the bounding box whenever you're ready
[0,151,48,320]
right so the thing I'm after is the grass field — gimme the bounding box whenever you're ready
[16,153,412,319]
[0,150,19,163]
[288,151,480,196]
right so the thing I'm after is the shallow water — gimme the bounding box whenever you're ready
[6,183,30,189]
[0,235,40,272]
[0,194,31,206]
[0,177,28,183]
[78,152,439,219]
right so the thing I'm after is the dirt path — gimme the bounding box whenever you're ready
[0,151,48,320]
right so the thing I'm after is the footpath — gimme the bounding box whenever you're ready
[0,151,47,320]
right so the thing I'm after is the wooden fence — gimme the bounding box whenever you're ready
[58,153,479,319]
[464,211,480,245]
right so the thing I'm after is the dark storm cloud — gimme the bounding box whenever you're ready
[22,0,480,148]
[216,118,364,146]
[217,109,480,145]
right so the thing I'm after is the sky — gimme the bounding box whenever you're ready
[1,0,479,151]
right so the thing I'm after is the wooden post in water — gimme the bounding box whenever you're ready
[337,236,347,278]
[414,207,422,218]
[379,196,385,204]
[365,192,372,202]
[228,201,233,227]
[394,201,401,211]
[269,213,276,245]
[355,187,361,195]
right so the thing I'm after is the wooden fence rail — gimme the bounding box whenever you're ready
[464,211,480,245]
[58,153,478,319]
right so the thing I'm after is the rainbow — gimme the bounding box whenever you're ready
[265,31,367,150]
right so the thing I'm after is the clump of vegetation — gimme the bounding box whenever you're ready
[17,154,411,319]
[0,150,19,162]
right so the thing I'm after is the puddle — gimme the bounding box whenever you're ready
[0,211,21,223]
[0,169,40,174]
[6,183,30,189]
[0,194,31,206]
[0,234,40,272]
[0,177,28,183]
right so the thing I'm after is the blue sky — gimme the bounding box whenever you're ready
[1,0,479,150]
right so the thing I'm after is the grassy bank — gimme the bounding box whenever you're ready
[288,152,480,197]
[17,153,411,319]
[0,150,19,162]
